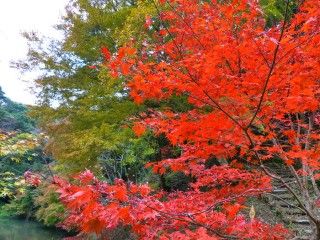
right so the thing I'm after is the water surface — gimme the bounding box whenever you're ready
[0,217,65,240]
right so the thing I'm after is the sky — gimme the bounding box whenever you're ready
[0,0,68,105]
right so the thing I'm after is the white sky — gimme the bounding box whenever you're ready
[0,0,68,105]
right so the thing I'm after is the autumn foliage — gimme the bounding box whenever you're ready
[55,0,320,239]
[57,170,288,239]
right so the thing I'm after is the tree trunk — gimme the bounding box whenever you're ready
[315,222,320,240]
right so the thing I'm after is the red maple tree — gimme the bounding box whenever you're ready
[56,0,320,239]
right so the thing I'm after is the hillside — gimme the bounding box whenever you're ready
[0,87,35,133]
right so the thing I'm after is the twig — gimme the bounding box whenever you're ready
[246,0,290,129]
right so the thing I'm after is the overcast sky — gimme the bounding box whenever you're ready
[0,0,68,105]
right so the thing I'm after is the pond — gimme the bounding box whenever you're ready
[0,217,67,240]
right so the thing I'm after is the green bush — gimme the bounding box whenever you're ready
[34,184,65,226]
[2,186,36,218]
[2,183,65,227]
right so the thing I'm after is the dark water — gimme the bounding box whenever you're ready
[0,217,66,240]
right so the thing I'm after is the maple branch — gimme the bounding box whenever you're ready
[265,192,306,213]
[280,178,318,223]
[240,123,319,222]
[162,3,249,131]
[145,204,237,239]
[165,0,206,50]
[187,188,272,217]
[196,84,245,130]
[144,189,273,239]
[275,31,320,66]
[259,161,318,221]
[246,0,290,130]
[305,113,312,150]
[270,137,304,194]
[265,117,320,223]
[295,113,301,145]
[251,37,271,68]
[259,156,319,223]
[150,0,182,56]
[294,113,313,208]
[305,113,320,198]
[225,59,236,75]
[151,0,245,131]
[149,1,319,225]
[186,214,237,240]
[242,115,318,225]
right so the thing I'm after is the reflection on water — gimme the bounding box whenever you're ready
[0,217,65,240]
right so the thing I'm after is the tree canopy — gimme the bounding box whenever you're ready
[15,0,156,174]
